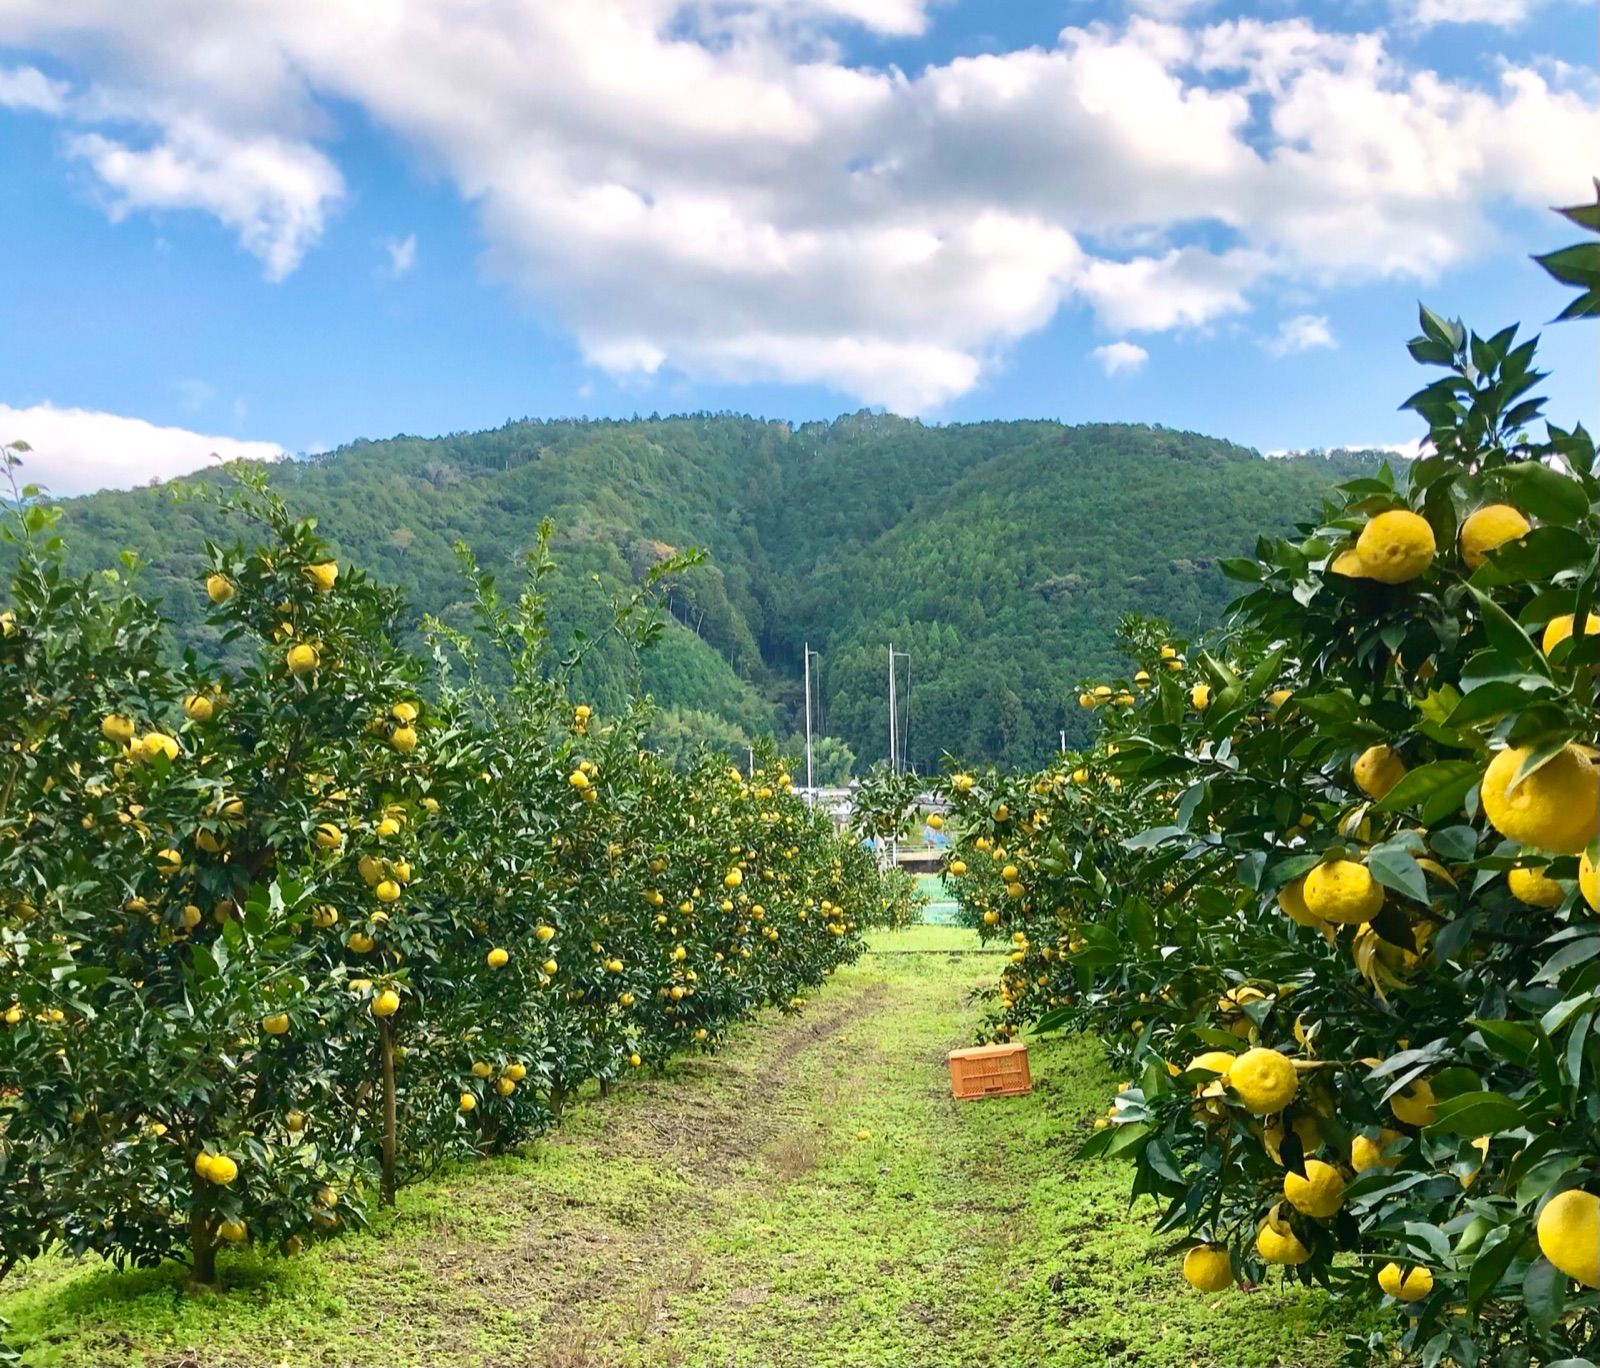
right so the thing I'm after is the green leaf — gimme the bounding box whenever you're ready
[1522,1256,1567,1332]
[1376,761,1478,815]
[1467,1227,1526,1310]
[1472,526,1594,584]
[1217,558,1262,583]
[1445,680,1536,728]
[1428,826,1478,862]
[1535,935,1600,984]
[1367,845,1430,906]
[1538,995,1593,1037]
[1033,1005,1075,1033]
[1428,1090,1525,1136]
[1467,1019,1537,1064]
[1467,587,1545,665]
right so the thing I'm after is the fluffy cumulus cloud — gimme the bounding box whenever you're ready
[0,63,66,112]
[68,121,343,282]
[1264,314,1335,356]
[1091,342,1150,377]
[0,1,1592,410]
[0,403,284,497]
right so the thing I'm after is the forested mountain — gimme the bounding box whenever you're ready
[15,413,1380,769]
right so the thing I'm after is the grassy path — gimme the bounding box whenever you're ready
[2,926,1347,1367]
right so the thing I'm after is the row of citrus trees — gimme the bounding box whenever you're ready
[0,466,906,1291]
[930,212,1598,1364]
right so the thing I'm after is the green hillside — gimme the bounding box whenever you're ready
[18,413,1379,768]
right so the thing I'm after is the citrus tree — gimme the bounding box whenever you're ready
[935,199,1599,1365]
[1,459,892,1301]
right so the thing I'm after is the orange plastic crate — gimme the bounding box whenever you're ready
[947,1042,1032,1100]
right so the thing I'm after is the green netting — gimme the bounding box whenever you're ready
[913,872,965,926]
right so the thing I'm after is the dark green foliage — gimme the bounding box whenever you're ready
[11,415,1376,770]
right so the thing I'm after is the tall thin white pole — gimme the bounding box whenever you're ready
[1060,729,1067,753]
[887,642,897,775]
[887,643,898,870]
[803,642,814,807]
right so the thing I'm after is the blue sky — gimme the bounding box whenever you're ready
[0,0,1594,495]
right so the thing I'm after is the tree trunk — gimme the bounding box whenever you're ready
[379,1018,398,1206]
[187,1175,218,1290]
[548,1081,567,1120]
[598,1077,611,1099]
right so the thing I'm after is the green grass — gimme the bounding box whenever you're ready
[0,926,1350,1366]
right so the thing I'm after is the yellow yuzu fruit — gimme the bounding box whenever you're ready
[1458,504,1530,570]
[1283,1159,1345,1219]
[1255,1208,1310,1265]
[1276,878,1321,927]
[1378,1263,1434,1301]
[1507,866,1565,908]
[1229,1047,1298,1114]
[1303,860,1384,925]
[1542,612,1599,656]
[1186,1050,1236,1078]
[1537,1189,1599,1288]
[1356,509,1436,583]
[1182,1245,1234,1292]
[1480,744,1598,854]
[1353,744,1407,801]
[1390,1077,1437,1127]
[1330,548,1369,578]
[303,561,338,593]
[100,713,136,744]
[1351,1130,1403,1172]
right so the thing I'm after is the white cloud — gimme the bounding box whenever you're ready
[384,233,417,277]
[1078,248,1265,333]
[67,120,343,281]
[1264,313,1335,356]
[1399,0,1537,27]
[1091,341,1150,376]
[0,63,67,112]
[1,3,1593,410]
[0,403,284,497]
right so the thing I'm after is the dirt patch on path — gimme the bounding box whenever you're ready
[368,963,901,1366]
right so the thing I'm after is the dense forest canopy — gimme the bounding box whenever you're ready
[12,413,1379,769]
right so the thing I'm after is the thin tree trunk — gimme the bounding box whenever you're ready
[187,1174,218,1290]
[380,1018,398,1206]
